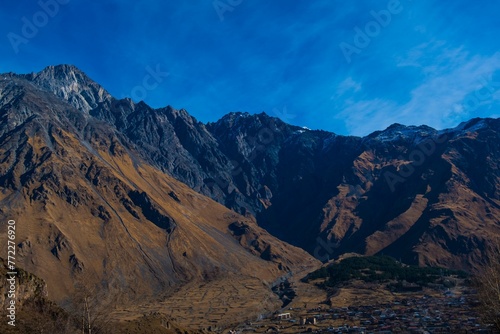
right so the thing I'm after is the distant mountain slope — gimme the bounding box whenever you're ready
[0,69,319,324]
[206,108,499,270]
[2,65,499,272]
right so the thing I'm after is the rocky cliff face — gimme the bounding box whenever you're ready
[0,260,73,333]
[0,259,47,308]
[2,64,499,272]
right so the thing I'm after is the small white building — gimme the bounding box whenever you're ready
[275,312,291,320]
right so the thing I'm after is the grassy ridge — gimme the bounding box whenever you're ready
[303,256,468,289]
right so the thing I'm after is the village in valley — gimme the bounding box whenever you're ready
[237,289,492,333]
[226,257,495,334]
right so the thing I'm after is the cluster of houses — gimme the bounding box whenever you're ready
[296,294,491,333]
[233,289,495,333]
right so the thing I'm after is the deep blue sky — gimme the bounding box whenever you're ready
[1,0,499,136]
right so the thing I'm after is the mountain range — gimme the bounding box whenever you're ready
[0,64,499,330]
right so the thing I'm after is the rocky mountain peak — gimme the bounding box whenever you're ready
[37,64,84,80]
[209,111,293,137]
[161,106,197,124]
[29,64,111,113]
[366,122,437,143]
[454,117,496,134]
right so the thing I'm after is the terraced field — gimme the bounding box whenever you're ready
[111,276,280,330]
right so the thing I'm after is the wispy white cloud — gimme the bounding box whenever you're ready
[331,77,362,100]
[336,43,500,135]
